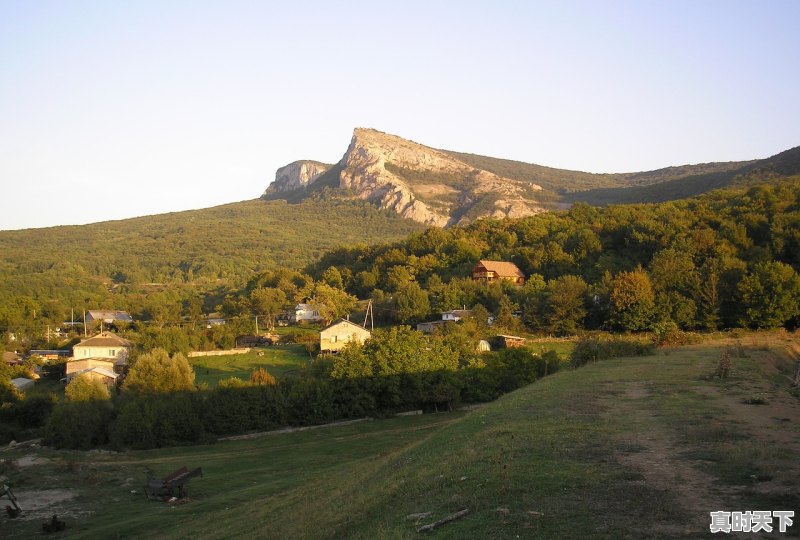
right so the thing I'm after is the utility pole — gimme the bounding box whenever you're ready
[83,310,87,337]
[255,315,259,336]
[363,300,374,331]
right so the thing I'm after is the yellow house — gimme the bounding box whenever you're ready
[320,320,371,353]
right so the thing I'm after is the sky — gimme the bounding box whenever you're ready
[1,0,799,230]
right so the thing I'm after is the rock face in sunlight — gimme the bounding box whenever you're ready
[264,128,545,227]
[264,160,331,196]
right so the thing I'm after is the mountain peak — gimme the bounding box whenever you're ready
[266,128,546,226]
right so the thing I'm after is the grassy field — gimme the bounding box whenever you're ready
[1,332,798,538]
[189,345,311,386]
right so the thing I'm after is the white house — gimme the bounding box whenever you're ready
[319,320,371,352]
[441,309,472,322]
[293,303,323,323]
[67,333,132,380]
[72,332,131,362]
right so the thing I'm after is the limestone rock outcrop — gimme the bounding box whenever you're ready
[263,161,330,196]
[264,128,546,226]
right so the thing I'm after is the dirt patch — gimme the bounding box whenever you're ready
[13,455,50,468]
[11,488,84,521]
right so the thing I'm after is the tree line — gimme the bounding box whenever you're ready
[306,181,800,333]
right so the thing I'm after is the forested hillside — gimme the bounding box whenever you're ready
[0,198,423,337]
[309,178,800,332]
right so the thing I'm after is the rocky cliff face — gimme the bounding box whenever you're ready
[264,128,545,226]
[263,161,330,196]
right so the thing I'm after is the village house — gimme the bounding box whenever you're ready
[85,310,134,325]
[472,260,525,285]
[319,319,371,353]
[66,332,132,383]
[293,303,323,324]
[441,309,472,322]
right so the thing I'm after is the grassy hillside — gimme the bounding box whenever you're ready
[2,333,797,538]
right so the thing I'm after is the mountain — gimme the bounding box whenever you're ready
[264,128,800,222]
[265,128,549,227]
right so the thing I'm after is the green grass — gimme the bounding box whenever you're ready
[189,345,310,386]
[2,335,798,538]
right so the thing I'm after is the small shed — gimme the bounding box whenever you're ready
[497,335,527,349]
[11,377,34,392]
[477,340,491,352]
[416,320,448,334]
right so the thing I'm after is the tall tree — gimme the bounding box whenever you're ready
[610,268,655,331]
[250,287,287,331]
[123,348,195,394]
[737,261,800,328]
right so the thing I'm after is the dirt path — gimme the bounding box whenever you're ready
[605,382,730,536]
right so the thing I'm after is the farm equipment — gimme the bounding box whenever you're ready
[145,466,203,501]
[1,484,22,518]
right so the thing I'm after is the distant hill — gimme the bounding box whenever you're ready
[0,198,424,315]
[564,145,800,205]
[264,127,799,219]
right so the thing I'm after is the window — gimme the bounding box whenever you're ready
[109,349,116,357]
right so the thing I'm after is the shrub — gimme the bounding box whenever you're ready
[250,367,277,386]
[111,393,205,449]
[65,374,111,402]
[716,349,732,379]
[44,400,114,449]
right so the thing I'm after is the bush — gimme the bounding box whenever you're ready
[65,374,111,402]
[203,384,287,435]
[44,400,114,449]
[111,393,205,449]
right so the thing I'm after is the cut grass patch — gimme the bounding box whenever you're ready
[189,345,310,386]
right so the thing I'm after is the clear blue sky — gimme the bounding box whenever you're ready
[1,0,798,230]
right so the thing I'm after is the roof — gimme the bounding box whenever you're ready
[497,334,526,340]
[3,351,22,364]
[70,366,119,379]
[86,310,133,322]
[442,309,472,317]
[11,377,34,390]
[320,319,371,335]
[295,303,318,311]
[74,332,132,348]
[475,260,525,278]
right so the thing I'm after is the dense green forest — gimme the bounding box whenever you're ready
[308,177,800,333]
[2,174,800,355]
[0,197,423,343]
